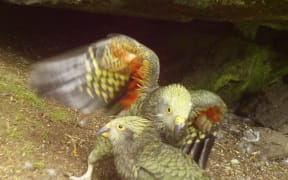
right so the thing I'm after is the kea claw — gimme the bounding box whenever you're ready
[69,164,93,180]
[69,175,91,180]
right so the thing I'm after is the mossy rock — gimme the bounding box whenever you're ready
[183,38,288,105]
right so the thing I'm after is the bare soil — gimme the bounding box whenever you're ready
[1,34,287,180]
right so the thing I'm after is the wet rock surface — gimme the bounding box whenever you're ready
[237,80,288,134]
[240,127,288,160]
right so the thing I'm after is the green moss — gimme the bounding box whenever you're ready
[0,72,25,86]
[208,45,274,102]
[7,127,18,138]
[185,38,288,104]
[14,111,27,122]
[40,130,49,139]
[21,143,35,157]
[243,47,272,92]
[48,109,71,122]
[212,73,242,92]
[0,78,73,123]
[33,162,44,169]
[0,81,44,107]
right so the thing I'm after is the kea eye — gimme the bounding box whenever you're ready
[167,107,172,114]
[117,124,125,131]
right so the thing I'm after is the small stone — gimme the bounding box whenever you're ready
[229,124,239,133]
[281,158,288,165]
[78,119,87,128]
[242,117,251,123]
[41,144,45,151]
[260,154,268,161]
[216,130,224,140]
[46,168,58,176]
[230,158,240,165]
[238,141,253,154]
[242,129,260,142]
[24,161,33,169]
[254,162,266,171]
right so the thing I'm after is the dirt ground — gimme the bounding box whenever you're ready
[0,3,287,180]
[0,44,119,180]
[1,42,288,180]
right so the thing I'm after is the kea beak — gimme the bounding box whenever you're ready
[174,117,186,140]
[97,122,112,138]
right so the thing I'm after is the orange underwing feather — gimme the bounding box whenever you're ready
[108,41,145,110]
[193,107,222,133]
[29,34,159,115]
[203,107,221,124]
[120,58,143,109]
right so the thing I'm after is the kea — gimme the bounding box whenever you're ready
[30,34,226,179]
[97,116,211,180]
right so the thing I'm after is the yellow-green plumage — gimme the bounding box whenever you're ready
[98,116,210,180]
[30,34,226,179]
[182,90,227,168]
[87,136,112,164]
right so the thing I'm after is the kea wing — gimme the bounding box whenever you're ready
[30,34,160,114]
[183,90,227,169]
[137,143,210,180]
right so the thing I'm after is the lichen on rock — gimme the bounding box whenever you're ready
[183,37,288,105]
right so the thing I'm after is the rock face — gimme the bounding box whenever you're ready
[236,81,288,134]
[3,0,288,22]
[182,36,288,106]
[240,127,288,160]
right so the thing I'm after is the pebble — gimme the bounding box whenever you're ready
[229,125,240,133]
[78,119,87,128]
[242,129,260,142]
[230,158,240,165]
[24,161,33,169]
[281,158,288,166]
[46,168,58,176]
[238,141,253,154]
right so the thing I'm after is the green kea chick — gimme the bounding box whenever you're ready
[97,116,210,180]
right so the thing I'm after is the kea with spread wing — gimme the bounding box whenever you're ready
[30,34,226,179]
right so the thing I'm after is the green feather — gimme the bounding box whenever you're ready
[103,116,210,180]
